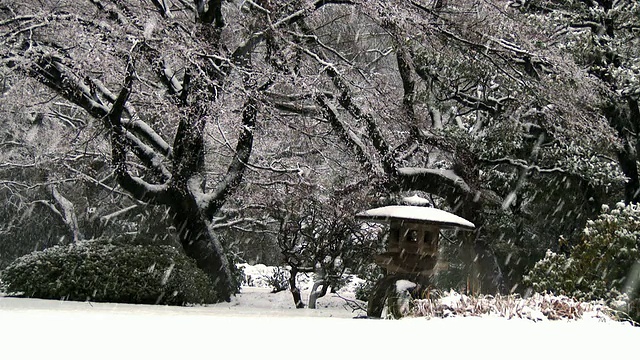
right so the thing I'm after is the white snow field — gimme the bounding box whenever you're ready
[1,265,639,359]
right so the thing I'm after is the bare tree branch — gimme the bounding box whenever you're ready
[151,0,174,18]
[202,97,257,218]
[107,56,171,204]
[316,94,383,176]
[50,185,83,243]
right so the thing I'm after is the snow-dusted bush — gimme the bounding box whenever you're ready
[524,202,640,322]
[266,266,290,293]
[524,249,578,296]
[407,291,616,322]
[354,264,384,302]
[0,239,221,305]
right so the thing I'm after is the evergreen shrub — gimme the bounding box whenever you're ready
[266,266,289,293]
[0,239,221,305]
[524,202,640,323]
[354,265,384,302]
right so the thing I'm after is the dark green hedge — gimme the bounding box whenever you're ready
[0,240,221,305]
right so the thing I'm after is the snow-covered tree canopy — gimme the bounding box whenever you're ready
[1,0,637,297]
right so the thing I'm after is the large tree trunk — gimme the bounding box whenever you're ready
[457,203,505,295]
[288,267,305,308]
[171,203,234,302]
[616,141,639,203]
[308,280,329,309]
[606,99,640,204]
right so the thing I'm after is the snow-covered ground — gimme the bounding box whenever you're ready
[1,264,639,359]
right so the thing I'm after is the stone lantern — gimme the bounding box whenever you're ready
[356,196,475,318]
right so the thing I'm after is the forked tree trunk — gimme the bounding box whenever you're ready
[308,280,329,309]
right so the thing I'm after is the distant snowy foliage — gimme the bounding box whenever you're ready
[237,263,363,295]
[524,202,640,322]
[0,240,221,305]
[239,263,299,290]
[542,142,626,188]
[563,0,640,99]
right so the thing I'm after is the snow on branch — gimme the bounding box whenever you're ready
[268,0,355,29]
[399,168,471,191]
[90,79,172,158]
[241,0,271,14]
[286,30,354,67]
[100,205,139,224]
[32,186,83,243]
[17,48,173,204]
[0,13,73,42]
[200,98,257,218]
[246,160,304,174]
[106,56,172,204]
[451,91,507,115]
[62,165,144,202]
[161,61,185,96]
[396,167,474,203]
[480,157,567,174]
[28,53,110,119]
[210,217,273,230]
[324,66,397,174]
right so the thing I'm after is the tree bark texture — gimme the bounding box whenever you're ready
[308,279,330,309]
[606,99,640,204]
[172,206,234,301]
[288,267,305,308]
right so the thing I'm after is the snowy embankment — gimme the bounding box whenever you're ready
[1,264,639,359]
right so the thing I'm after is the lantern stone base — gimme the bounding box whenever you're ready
[367,273,434,318]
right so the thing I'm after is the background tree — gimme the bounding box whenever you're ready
[0,73,175,268]
[515,0,639,203]
[258,182,378,308]
[1,0,370,300]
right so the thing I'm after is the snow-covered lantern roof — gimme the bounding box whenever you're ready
[355,205,475,230]
[355,196,475,276]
